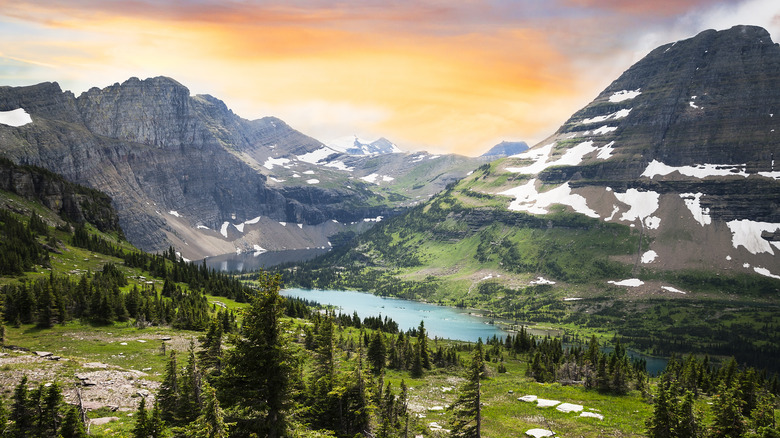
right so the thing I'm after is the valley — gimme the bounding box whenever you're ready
[0,23,779,438]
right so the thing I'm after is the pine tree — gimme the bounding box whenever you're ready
[133,398,149,438]
[368,330,387,376]
[675,390,700,438]
[179,340,203,424]
[148,403,168,438]
[59,405,88,438]
[9,376,32,438]
[157,350,181,424]
[41,381,64,437]
[710,381,745,438]
[218,272,291,438]
[0,394,8,438]
[646,377,678,438]
[185,382,230,438]
[418,320,431,370]
[450,339,484,438]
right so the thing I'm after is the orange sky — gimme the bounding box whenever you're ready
[1,0,779,155]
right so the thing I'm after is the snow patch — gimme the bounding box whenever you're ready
[564,297,583,301]
[500,180,599,218]
[297,147,334,164]
[609,89,641,103]
[605,205,620,221]
[361,173,379,184]
[608,279,644,287]
[581,108,631,125]
[596,141,615,160]
[754,266,780,279]
[297,223,303,229]
[613,189,661,229]
[253,245,267,255]
[592,125,617,135]
[726,220,780,255]
[168,210,181,218]
[0,108,32,127]
[323,160,354,171]
[363,216,383,222]
[196,225,210,230]
[279,222,287,226]
[680,193,711,226]
[641,250,658,264]
[382,175,394,182]
[219,222,230,238]
[234,223,245,233]
[662,286,687,294]
[262,157,291,170]
[642,160,748,179]
[306,179,320,184]
[245,216,261,225]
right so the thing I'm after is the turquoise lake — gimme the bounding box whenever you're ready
[282,288,669,374]
[281,288,506,342]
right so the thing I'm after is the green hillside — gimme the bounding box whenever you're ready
[282,165,780,371]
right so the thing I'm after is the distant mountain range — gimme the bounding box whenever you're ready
[0,77,488,259]
[327,136,403,155]
[481,140,529,157]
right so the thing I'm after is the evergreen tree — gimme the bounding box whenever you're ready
[675,391,700,438]
[410,341,424,378]
[417,320,431,370]
[41,381,64,437]
[60,405,88,438]
[710,381,745,438]
[184,382,230,438]
[0,394,8,438]
[646,377,677,438]
[133,398,149,438]
[148,403,168,438]
[157,350,181,424]
[450,339,484,438]
[179,340,203,424]
[218,272,291,438]
[9,376,32,438]
[368,330,387,376]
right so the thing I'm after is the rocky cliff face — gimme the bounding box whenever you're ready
[0,158,121,232]
[469,25,780,280]
[0,77,394,258]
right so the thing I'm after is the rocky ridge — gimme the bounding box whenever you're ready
[483,25,780,279]
[0,77,483,259]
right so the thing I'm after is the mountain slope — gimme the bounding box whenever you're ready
[0,77,485,259]
[286,26,780,366]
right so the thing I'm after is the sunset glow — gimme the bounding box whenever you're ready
[1,0,779,155]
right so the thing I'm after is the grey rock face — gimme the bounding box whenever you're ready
[0,76,389,253]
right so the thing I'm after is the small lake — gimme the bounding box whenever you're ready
[202,248,329,272]
[282,288,506,342]
[282,288,669,374]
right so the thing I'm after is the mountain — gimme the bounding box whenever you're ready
[481,140,529,157]
[286,25,780,365]
[327,135,403,155]
[0,77,485,259]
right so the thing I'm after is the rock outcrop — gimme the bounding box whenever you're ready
[0,77,392,257]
